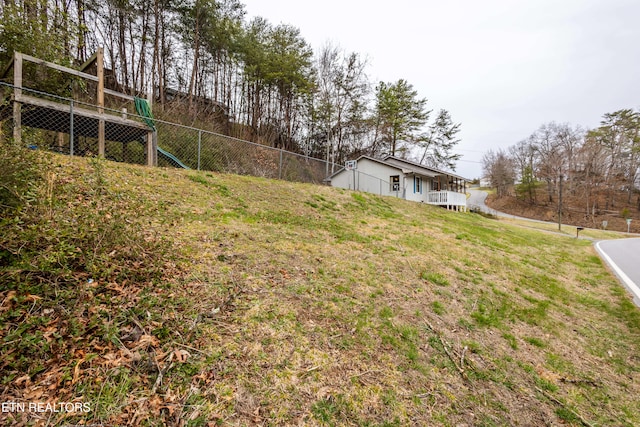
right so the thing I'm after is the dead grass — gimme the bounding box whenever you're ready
[2,154,640,426]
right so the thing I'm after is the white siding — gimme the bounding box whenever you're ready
[405,175,423,203]
[330,169,353,190]
[331,158,406,198]
[330,156,466,210]
[404,174,436,203]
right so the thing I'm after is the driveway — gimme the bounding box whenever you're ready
[595,239,640,307]
[468,189,551,222]
[467,189,494,214]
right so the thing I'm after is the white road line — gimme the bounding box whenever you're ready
[595,241,640,306]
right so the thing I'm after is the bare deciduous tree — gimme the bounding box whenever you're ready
[482,149,515,198]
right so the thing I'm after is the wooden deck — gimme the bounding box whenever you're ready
[3,94,150,143]
[4,50,157,166]
[426,191,467,211]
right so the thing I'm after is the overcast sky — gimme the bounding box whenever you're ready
[241,0,640,179]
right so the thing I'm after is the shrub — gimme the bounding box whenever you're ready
[0,139,44,214]
[1,147,172,282]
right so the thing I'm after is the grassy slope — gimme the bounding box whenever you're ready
[3,154,640,426]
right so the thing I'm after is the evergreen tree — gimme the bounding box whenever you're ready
[419,109,461,171]
[374,79,429,157]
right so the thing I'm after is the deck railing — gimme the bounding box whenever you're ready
[426,191,467,210]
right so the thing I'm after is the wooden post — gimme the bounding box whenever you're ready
[12,52,22,144]
[153,132,157,166]
[143,90,157,167]
[97,47,105,157]
[146,131,157,166]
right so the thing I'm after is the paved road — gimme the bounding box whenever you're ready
[595,239,640,307]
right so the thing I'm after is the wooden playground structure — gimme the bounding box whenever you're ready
[1,48,157,166]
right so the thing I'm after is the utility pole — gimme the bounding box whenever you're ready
[558,174,563,231]
[325,113,331,178]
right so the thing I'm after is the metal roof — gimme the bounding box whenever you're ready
[328,155,469,181]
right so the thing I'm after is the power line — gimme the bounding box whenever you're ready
[454,148,487,154]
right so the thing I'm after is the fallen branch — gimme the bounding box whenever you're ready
[439,335,466,378]
[301,365,321,377]
[535,386,595,427]
[425,320,467,379]
[151,351,175,395]
[559,377,601,388]
[350,369,378,379]
[460,345,468,372]
[174,342,206,355]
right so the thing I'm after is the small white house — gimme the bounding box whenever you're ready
[479,177,491,188]
[330,155,468,211]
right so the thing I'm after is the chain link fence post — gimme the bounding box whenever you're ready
[69,100,74,156]
[197,129,202,171]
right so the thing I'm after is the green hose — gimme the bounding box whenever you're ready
[134,97,156,130]
[134,96,189,169]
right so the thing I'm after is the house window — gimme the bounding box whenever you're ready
[414,176,422,194]
[432,178,440,191]
[390,175,400,192]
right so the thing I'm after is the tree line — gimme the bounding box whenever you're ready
[0,0,461,171]
[482,109,640,214]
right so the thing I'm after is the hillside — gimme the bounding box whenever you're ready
[486,192,640,234]
[2,152,640,426]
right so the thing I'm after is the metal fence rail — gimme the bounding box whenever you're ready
[350,170,394,197]
[0,83,337,185]
[152,118,331,184]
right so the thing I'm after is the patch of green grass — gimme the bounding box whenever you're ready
[517,273,570,303]
[186,174,210,186]
[515,296,551,325]
[457,318,476,331]
[432,301,446,315]
[462,340,482,354]
[186,173,231,196]
[471,292,512,328]
[546,352,574,375]
[349,192,395,218]
[379,306,394,319]
[311,394,352,424]
[524,336,546,348]
[555,407,581,424]
[421,271,450,287]
[81,368,135,420]
[502,333,518,350]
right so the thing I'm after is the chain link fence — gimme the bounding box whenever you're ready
[0,82,151,165]
[347,169,394,196]
[153,119,332,184]
[0,82,337,185]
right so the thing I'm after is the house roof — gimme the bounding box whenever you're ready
[327,155,402,180]
[328,155,469,181]
[383,156,468,181]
